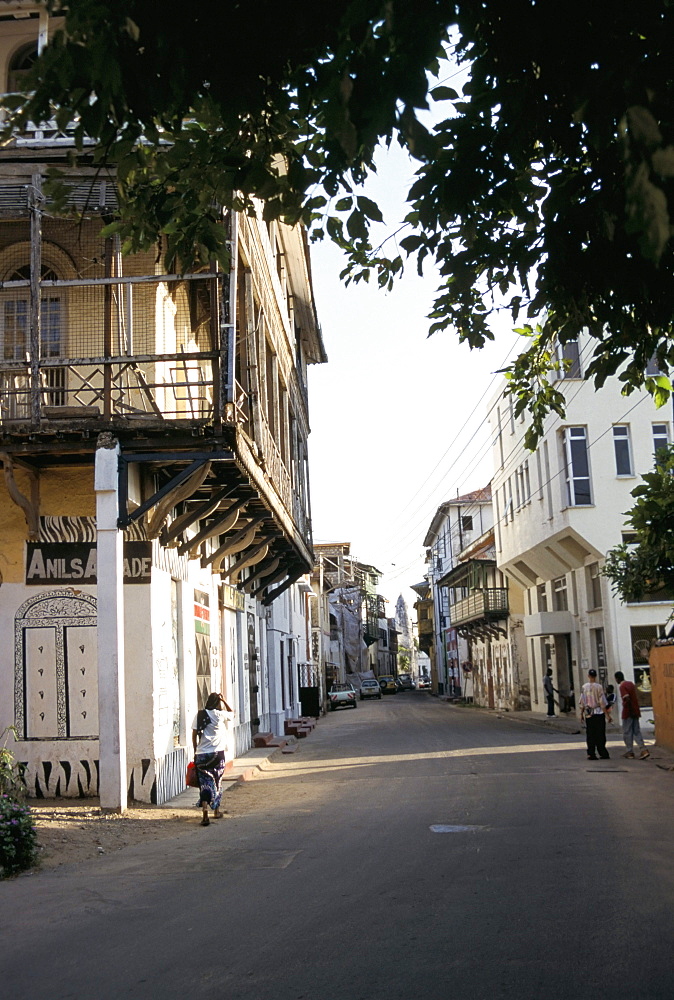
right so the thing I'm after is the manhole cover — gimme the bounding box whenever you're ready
[429,824,485,833]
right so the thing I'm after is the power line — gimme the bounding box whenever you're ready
[382,341,657,577]
[387,332,523,525]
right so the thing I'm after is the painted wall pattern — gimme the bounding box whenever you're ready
[14,590,98,740]
[127,746,187,805]
[38,514,147,544]
[21,757,100,799]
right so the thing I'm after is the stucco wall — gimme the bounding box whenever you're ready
[0,466,95,583]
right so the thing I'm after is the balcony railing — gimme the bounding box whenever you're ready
[12,117,91,148]
[449,588,509,626]
[0,182,310,546]
[0,268,228,425]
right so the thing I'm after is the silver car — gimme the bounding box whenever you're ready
[360,678,382,700]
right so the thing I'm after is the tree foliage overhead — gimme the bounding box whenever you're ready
[7,1,674,435]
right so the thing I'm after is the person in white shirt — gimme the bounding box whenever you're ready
[192,692,234,826]
[578,669,610,761]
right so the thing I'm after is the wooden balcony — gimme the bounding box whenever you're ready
[418,618,433,636]
[0,207,313,563]
[449,588,509,626]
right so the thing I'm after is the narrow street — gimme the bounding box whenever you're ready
[3,695,674,1000]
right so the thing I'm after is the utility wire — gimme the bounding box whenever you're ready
[382,340,654,577]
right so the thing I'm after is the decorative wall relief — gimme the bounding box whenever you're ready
[20,757,100,798]
[15,590,98,740]
[127,747,187,805]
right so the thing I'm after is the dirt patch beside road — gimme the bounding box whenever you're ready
[29,799,197,870]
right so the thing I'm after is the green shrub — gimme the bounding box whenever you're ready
[0,725,27,802]
[0,795,37,876]
[0,726,37,876]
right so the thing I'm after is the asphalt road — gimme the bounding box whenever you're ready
[2,693,674,1000]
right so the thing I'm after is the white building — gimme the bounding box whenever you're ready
[423,488,493,696]
[489,334,672,722]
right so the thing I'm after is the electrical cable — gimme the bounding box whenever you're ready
[382,339,660,584]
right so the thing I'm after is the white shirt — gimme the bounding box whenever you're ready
[580,682,607,716]
[192,708,233,755]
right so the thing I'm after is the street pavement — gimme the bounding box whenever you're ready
[2,693,674,1000]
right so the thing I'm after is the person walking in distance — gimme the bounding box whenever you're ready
[192,692,234,826]
[543,668,556,718]
[614,671,650,759]
[579,668,610,760]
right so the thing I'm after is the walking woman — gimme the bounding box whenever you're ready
[192,692,234,826]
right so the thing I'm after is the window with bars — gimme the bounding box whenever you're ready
[553,576,568,611]
[1,266,61,360]
[556,339,582,378]
[591,627,607,672]
[7,42,38,93]
[586,562,602,609]
[563,427,592,505]
[1,264,65,406]
[612,425,634,477]
[646,354,663,376]
[653,422,670,457]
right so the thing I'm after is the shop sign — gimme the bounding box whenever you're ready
[26,541,152,585]
[194,589,210,635]
[221,582,245,612]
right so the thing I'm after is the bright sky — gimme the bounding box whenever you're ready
[307,141,522,612]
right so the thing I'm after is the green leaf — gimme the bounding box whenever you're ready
[356,196,384,222]
[430,85,459,101]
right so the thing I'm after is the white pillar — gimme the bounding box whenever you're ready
[95,437,127,812]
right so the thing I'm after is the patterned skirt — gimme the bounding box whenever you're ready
[194,751,227,810]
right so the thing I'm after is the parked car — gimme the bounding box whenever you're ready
[397,673,416,691]
[378,674,397,694]
[360,678,382,700]
[417,676,431,690]
[328,683,357,710]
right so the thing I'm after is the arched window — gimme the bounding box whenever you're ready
[7,42,37,93]
[3,264,60,360]
[1,262,65,405]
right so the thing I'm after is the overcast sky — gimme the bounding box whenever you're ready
[307,141,521,613]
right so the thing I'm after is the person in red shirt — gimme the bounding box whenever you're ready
[614,671,650,760]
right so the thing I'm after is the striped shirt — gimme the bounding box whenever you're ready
[580,682,607,715]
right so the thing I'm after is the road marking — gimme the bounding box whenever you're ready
[429,824,485,833]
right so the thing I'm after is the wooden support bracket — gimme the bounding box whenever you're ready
[0,452,39,539]
[243,555,281,594]
[228,543,270,584]
[202,514,267,569]
[262,565,306,606]
[220,536,272,581]
[178,495,249,556]
[146,461,212,539]
[160,485,239,546]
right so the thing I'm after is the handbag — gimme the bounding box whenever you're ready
[186,761,200,788]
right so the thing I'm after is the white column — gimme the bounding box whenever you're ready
[95,437,127,812]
